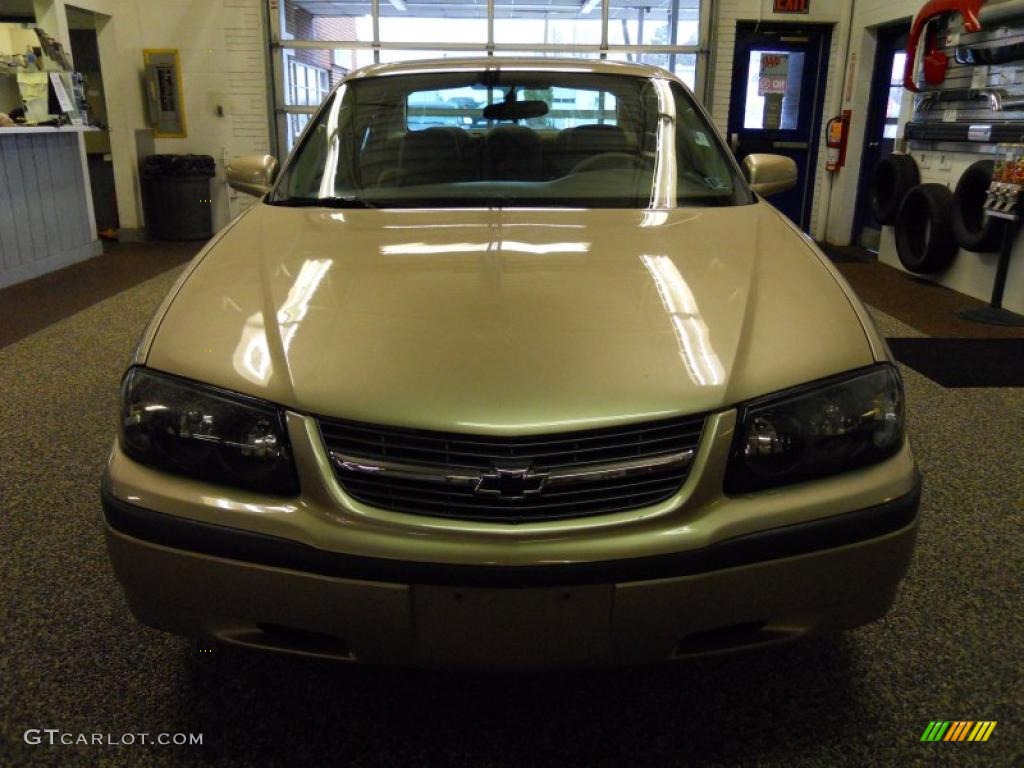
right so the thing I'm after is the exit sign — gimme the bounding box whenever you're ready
[774,0,810,12]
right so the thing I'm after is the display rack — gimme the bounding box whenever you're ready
[957,165,1024,326]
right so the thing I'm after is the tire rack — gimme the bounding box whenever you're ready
[903,7,1024,325]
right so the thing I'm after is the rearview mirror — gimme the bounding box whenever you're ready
[482,100,549,121]
[227,154,278,197]
[743,154,798,197]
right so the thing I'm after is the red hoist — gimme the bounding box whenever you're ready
[903,0,987,92]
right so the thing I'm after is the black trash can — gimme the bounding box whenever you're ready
[141,154,216,241]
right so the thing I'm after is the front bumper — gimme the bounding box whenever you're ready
[102,483,920,667]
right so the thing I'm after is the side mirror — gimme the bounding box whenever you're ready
[227,154,278,197]
[743,154,798,196]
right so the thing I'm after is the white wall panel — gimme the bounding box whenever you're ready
[0,132,100,290]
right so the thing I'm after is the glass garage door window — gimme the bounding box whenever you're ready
[284,56,331,149]
[606,0,700,46]
[270,0,709,157]
[605,51,698,91]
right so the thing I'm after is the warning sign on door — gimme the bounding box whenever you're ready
[758,53,790,95]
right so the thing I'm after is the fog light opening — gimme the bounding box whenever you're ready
[672,620,800,657]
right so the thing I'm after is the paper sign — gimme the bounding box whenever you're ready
[49,72,75,113]
[758,53,789,95]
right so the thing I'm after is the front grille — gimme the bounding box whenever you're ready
[318,414,706,523]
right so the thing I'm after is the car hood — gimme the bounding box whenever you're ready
[145,202,875,434]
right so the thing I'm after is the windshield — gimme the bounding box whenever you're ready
[271,70,752,209]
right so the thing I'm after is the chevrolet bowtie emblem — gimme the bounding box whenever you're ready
[474,465,548,499]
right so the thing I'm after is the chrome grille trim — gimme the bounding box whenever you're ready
[330,449,695,494]
[318,414,706,522]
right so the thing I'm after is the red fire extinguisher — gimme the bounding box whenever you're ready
[826,110,851,172]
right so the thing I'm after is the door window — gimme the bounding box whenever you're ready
[884,52,908,139]
[742,50,805,130]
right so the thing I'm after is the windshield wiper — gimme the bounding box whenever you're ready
[271,196,376,209]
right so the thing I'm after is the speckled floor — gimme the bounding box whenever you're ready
[1,268,1021,767]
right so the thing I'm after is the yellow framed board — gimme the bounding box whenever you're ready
[143,49,187,138]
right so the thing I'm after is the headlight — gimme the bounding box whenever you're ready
[725,364,904,494]
[119,367,299,495]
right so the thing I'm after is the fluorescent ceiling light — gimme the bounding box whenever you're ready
[580,0,599,14]
[389,0,407,10]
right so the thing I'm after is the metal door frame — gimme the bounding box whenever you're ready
[727,22,832,230]
[853,23,911,246]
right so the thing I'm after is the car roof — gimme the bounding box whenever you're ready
[344,56,676,83]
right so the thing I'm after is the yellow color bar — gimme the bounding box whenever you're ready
[981,721,997,742]
[968,722,986,741]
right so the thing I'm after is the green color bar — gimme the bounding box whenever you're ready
[921,721,951,742]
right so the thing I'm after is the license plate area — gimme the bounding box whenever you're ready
[413,584,613,666]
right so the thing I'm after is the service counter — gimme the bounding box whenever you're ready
[0,125,101,290]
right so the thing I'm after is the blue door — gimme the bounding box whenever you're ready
[853,24,910,250]
[727,23,832,230]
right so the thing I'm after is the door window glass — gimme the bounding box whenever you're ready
[884,52,907,139]
[742,50,805,130]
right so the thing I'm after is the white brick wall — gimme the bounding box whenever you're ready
[139,0,271,228]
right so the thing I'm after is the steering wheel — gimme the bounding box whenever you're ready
[569,152,644,174]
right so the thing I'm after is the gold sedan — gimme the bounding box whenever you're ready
[102,58,919,667]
